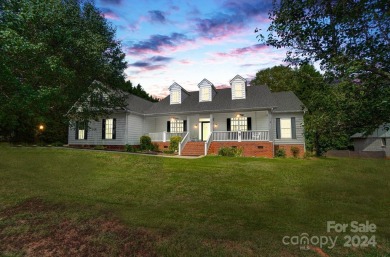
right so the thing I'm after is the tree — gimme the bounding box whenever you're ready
[0,0,128,143]
[252,65,350,155]
[120,82,159,102]
[250,65,299,91]
[258,0,390,134]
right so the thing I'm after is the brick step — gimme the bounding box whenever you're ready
[181,142,205,156]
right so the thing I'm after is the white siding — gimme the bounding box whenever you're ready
[152,115,188,133]
[188,114,199,140]
[127,114,144,145]
[68,113,126,145]
[144,117,155,133]
[213,111,268,132]
[272,112,305,144]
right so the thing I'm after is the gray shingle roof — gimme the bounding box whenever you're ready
[125,85,305,115]
[125,94,154,114]
[272,91,305,112]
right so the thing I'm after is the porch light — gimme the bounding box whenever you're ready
[38,124,45,131]
[214,123,218,128]
[194,124,198,128]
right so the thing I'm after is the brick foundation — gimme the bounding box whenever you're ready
[69,144,126,151]
[153,142,170,150]
[208,141,274,158]
[274,144,305,158]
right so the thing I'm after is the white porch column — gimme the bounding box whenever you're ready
[210,114,214,132]
[268,109,272,141]
[238,131,242,142]
[163,131,167,142]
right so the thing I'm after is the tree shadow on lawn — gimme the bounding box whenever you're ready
[0,198,159,257]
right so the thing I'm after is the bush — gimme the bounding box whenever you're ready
[275,148,286,158]
[169,136,182,152]
[290,146,300,158]
[140,136,152,151]
[125,144,137,152]
[152,143,160,152]
[52,141,64,147]
[218,146,243,157]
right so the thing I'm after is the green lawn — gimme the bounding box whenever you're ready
[0,144,389,256]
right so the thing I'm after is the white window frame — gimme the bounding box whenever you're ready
[171,119,184,133]
[78,129,85,140]
[77,121,87,140]
[231,116,247,131]
[280,118,292,139]
[105,118,114,139]
[171,90,180,104]
[232,82,246,99]
[200,87,211,102]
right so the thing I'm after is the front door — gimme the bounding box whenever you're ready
[201,122,210,141]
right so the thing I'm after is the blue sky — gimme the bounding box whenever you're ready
[96,0,287,98]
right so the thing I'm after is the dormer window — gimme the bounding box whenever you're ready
[198,78,215,102]
[233,84,244,98]
[230,75,247,100]
[169,82,188,105]
[200,87,211,102]
[171,90,180,104]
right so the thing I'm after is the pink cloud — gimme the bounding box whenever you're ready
[215,44,269,58]
[102,11,120,20]
[215,84,230,89]
[179,59,192,65]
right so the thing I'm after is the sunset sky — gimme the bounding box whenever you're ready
[96,0,287,98]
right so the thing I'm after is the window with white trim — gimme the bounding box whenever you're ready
[200,87,211,102]
[280,118,292,139]
[105,118,114,139]
[231,116,247,131]
[78,122,86,140]
[170,119,184,133]
[171,90,180,104]
[76,121,87,140]
[232,82,245,99]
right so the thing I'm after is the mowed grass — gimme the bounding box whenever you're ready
[0,144,389,256]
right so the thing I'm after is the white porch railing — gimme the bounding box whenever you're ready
[204,133,213,155]
[147,132,186,142]
[204,130,269,155]
[241,130,269,141]
[178,132,190,156]
[211,130,269,142]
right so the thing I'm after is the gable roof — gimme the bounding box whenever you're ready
[197,78,214,87]
[168,82,190,95]
[229,74,246,84]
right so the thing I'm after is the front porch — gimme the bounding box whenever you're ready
[147,130,270,156]
[145,111,272,156]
